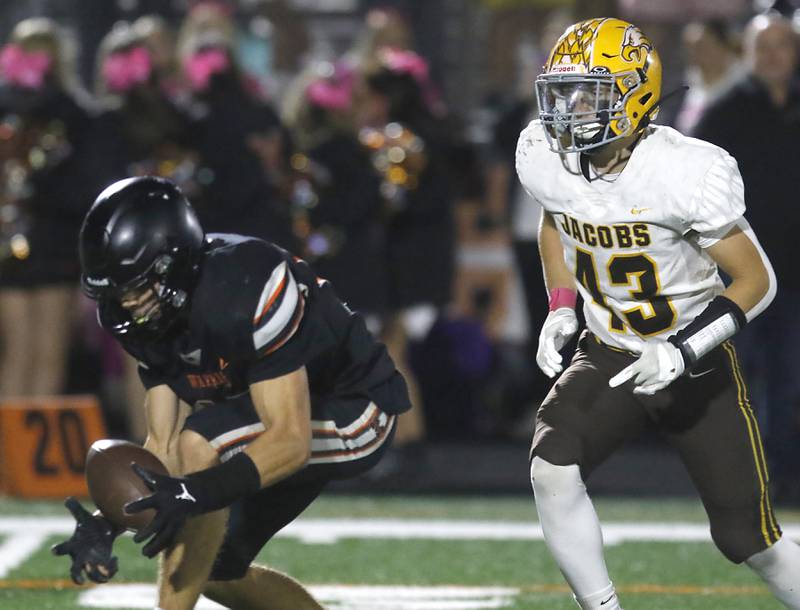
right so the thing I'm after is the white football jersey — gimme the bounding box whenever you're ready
[516,120,745,353]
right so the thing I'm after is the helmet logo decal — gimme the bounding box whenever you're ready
[119,242,149,266]
[547,18,604,72]
[621,26,651,63]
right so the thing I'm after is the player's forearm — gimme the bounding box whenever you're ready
[667,258,772,370]
[664,224,775,370]
[719,241,776,322]
[720,273,773,318]
[245,367,313,487]
[244,426,311,487]
[707,218,777,320]
[143,437,180,477]
[539,212,575,292]
[707,223,777,322]
[142,386,184,475]
[165,423,308,516]
[666,269,769,369]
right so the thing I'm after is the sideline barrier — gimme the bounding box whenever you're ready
[0,395,107,497]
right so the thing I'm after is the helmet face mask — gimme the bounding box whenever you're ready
[120,281,163,327]
[537,18,661,154]
[79,177,204,340]
[85,246,195,338]
[109,253,188,329]
[537,74,630,153]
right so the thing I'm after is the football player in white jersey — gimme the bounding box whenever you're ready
[516,18,800,610]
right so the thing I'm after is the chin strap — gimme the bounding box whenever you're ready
[579,153,592,181]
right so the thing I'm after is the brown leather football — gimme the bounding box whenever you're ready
[85,439,168,532]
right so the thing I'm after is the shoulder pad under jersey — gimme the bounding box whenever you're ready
[191,235,306,361]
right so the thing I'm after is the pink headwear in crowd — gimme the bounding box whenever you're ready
[188,0,235,16]
[378,48,429,82]
[0,44,53,90]
[378,47,445,115]
[184,47,230,92]
[305,63,354,110]
[102,46,152,93]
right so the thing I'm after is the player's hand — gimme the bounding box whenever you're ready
[537,308,579,378]
[125,463,203,558]
[608,340,685,395]
[51,497,120,585]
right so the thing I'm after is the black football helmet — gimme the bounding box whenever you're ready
[79,176,204,338]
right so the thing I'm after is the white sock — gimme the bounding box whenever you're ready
[575,583,622,610]
[746,536,800,609]
[531,457,621,609]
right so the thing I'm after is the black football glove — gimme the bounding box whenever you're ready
[51,497,120,585]
[126,454,262,558]
[124,463,204,558]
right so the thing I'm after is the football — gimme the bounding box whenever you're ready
[85,439,168,532]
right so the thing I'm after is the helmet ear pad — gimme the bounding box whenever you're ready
[79,176,204,338]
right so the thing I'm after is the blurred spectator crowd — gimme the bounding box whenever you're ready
[0,0,798,501]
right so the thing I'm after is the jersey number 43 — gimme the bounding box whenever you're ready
[575,248,676,336]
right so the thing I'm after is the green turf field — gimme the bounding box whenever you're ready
[1,494,798,609]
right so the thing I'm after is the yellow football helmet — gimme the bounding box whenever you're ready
[536,18,662,153]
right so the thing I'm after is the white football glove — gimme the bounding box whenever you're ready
[536,307,579,378]
[608,340,685,395]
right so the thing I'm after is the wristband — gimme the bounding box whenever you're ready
[668,295,746,367]
[549,287,577,311]
[186,451,261,512]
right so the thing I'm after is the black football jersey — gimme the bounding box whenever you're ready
[109,234,411,417]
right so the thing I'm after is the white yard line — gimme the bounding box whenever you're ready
[278,519,746,545]
[2,516,797,544]
[78,584,520,610]
[0,516,798,578]
[0,517,77,533]
[0,531,49,578]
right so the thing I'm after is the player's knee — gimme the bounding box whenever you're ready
[177,429,220,475]
[710,526,752,564]
[530,456,581,495]
[708,510,770,564]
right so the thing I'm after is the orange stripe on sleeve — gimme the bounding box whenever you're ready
[254,274,287,325]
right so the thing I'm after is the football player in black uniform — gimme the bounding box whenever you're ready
[52,176,411,610]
